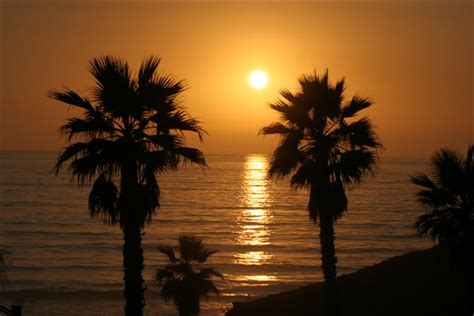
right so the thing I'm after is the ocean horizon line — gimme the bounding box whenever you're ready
[0,149,428,161]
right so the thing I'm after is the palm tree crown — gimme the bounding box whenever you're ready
[261,70,381,221]
[52,56,206,226]
[411,146,473,254]
[156,235,222,316]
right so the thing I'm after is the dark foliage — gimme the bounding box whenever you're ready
[156,235,222,316]
[51,56,207,316]
[261,70,381,316]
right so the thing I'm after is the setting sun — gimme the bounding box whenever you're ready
[248,70,268,89]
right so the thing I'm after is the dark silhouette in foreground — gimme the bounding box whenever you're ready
[156,235,222,316]
[0,249,9,287]
[261,71,381,316]
[51,56,206,316]
[411,146,474,260]
[227,246,471,316]
[0,250,22,315]
[0,305,22,316]
[411,145,473,312]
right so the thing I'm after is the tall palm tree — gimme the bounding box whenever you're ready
[261,71,381,316]
[156,234,222,316]
[51,56,207,316]
[411,146,474,258]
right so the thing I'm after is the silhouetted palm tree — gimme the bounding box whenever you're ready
[261,71,381,316]
[156,234,222,316]
[411,146,474,258]
[51,56,206,316]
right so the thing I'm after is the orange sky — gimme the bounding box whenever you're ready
[1,1,472,157]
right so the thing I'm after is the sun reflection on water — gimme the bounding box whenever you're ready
[234,155,274,273]
[234,251,273,265]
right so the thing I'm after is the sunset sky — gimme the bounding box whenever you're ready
[1,1,472,157]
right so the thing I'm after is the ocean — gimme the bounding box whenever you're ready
[0,151,433,315]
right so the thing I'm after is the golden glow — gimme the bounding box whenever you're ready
[234,251,273,265]
[248,70,269,89]
[233,274,278,285]
[234,155,274,268]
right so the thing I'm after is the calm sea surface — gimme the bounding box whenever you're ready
[0,151,432,315]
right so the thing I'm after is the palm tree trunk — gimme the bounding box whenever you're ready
[123,225,145,316]
[311,182,339,316]
[311,142,340,316]
[319,213,339,316]
[120,160,145,316]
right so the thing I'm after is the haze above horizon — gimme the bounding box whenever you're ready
[1,2,472,158]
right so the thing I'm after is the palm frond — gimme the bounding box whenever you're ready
[88,172,119,225]
[157,246,178,263]
[269,99,311,127]
[198,278,220,298]
[298,70,343,120]
[155,268,174,284]
[138,56,161,87]
[143,133,183,149]
[198,267,223,279]
[328,182,348,220]
[54,142,88,173]
[411,174,455,209]
[279,89,299,104]
[139,76,187,111]
[69,154,105,184]
[135,185,158,224]
[196,249,218,263]
[290,162,316,190]
[89,56,137,117]
[432,148,465,194]
[174,147,207,167]
[59,116,114,141]
[49,90,94,111]
[89,56,131,88]
[260,122,291,135]
[155,75,186,96]
[141,150,179,174]
[151,110,206,141]
[159,278,179,300]
[268,130,303,178]
[342,95,372,118]
[64,139,120,184]
[337,117,380,149]
[413,208,469,244]
[178,234,205,263]
[334,149,377,185]
[134,170,160,224]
